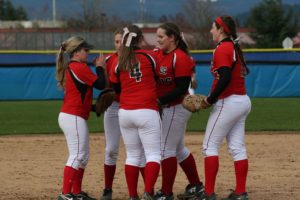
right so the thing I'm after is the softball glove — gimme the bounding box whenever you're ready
[95,88,116,117]
[182,94,209,112]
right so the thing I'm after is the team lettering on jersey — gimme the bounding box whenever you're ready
[155,48,194,106]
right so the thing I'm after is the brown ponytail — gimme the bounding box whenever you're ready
[217,15,249,75]
[118,25,143,71]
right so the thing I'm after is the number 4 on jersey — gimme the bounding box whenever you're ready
[130,62,142,82]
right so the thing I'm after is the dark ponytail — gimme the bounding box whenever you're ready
[159,22,189,54]
[219,15,249,75]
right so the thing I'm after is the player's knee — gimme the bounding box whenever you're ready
[228,147,247,161]
[176,147,190,163]
[78,152,89,168]
[105,149,119,165]
[146,153,161,164]
[67,152,89,169]
[161,150,176,160]
[202,147,219,157]
[126,156,144,166]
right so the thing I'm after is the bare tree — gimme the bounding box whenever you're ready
[67,0,132,32]
[184,0,219,49]
[67,0,105,31]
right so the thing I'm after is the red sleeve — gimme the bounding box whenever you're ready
[70,62,98,86]
[174,51,194,77]
[109,64,119,83]
[213,44,234,69]
[105,53,118,81]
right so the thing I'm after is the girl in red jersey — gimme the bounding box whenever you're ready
[194,15,251,200]
[56,36,106,200]
[110,25,161,200]
[154,22,204,200]
[100,29,123,200]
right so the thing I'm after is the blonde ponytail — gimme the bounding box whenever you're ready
[56,44,68,89]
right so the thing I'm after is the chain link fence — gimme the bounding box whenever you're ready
[0,31,114,50]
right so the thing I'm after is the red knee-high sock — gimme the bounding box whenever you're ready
[144,162,160,195]
[204,156,219,196]
[234,159,248,194]
[104,164,116,189]
[62,166,77,194]
[161,157,177,195]
[72,168,84,195]
[140,166,145,184]
[179,154,201,185]
[125,165,140,198]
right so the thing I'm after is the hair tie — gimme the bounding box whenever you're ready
[180,32,188,47]
[233,37,239,45]
[59,44,66,54]
[122,27,137,47]
[215,16,231,35]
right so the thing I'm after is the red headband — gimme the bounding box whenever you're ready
[215,16,231,35]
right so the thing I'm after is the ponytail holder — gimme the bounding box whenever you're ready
[59,44,66,54]
[180,32,188,47]
[215,16,231,35]
[60,43,66,53]
[233,37,239,45]
[122,27,137,47]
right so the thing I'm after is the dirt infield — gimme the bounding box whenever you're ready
[0,132,299,200]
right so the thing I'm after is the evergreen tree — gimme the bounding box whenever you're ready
[15,6,28,20]
[0,0,27,20]
[247,0,297,48]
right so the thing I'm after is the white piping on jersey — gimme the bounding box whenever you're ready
[233,49,236,62]
[105,55,112,62]
[69,69,86,84]
[114,64,119,73]
[147,54,157,69]
[172,53,177,70]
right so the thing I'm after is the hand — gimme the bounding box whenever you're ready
[93,53,106,68]
[200,97,211,109]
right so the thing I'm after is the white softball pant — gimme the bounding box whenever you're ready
[58,112,90,169]
[203,95,251,161]
[161,104,192,162]
[104,101,122,165]
[118,109,161,167]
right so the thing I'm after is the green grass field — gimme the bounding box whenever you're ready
[0,98,299,135]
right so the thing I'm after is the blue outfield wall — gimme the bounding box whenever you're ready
[0,50,300,100]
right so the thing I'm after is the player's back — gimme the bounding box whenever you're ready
[118,50,158,111]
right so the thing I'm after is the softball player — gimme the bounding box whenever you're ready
[110,25,161,200]
[195,15,251,200]
[100,29,122,200]
[100,29,147,200]
[56,36,106,200]
[154,22,203,200]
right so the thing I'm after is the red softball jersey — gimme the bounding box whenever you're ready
[210,41,246,99]
[110,50,159,110]
[155,48,194,106]
[105,53,120,102]
[60,61,98,120]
